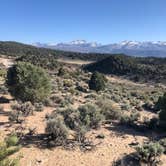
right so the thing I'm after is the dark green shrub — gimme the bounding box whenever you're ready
[148,117,159,130]
[45,114,69,145]
[158,121,166,130]
[159,138,166,154]
[155,93,166,112]
[159,109,166,122]
[89,72,106,92]
[0,85,8,95]
[136,142,164,165]
[7,62,51,103]
[155,93,166,129]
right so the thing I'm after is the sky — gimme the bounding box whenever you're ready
[0,0,166,44]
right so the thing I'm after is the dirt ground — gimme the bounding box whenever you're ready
[0,99,145,166]
[0,99,166,166]
[0,57,166,166]
[0,56,14,68]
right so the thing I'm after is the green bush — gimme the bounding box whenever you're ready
[159,138,166,153]
[89,72,106,92]
[78,104,104,129]
[96,99,122,120]
[0,135,20,166]
[46,104,104,146]
[75,125,88,143]
[5,134,19,147]
[19,102,35,116]
[62,108,80,130]
[9,102,36,123]
[9,110,23,123]
[57,67,67,77]
[12,101,34,116]
[7,62,51,103]
[45,114,69,145]
[136,142,164,165]
[50,95,63,104]
[0,69,6,78]
[62,104,104,130]
[120,112,140,126]
[34,102,44,112]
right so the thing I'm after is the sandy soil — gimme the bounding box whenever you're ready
[0,96,166,166]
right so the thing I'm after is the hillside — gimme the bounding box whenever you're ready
[0,41,109,61]
[84,54,166,84]
[1,41,166,84]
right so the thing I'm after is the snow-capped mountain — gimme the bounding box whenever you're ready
[33,40,166,57]
[33,40,101,53]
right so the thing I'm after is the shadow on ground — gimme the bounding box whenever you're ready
[20,134,50,149]
[105,122,158,140]
[0,96,10,103]
[112,152,139,166]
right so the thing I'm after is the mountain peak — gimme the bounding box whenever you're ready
[33,40,166,57]
[69,40,87,45]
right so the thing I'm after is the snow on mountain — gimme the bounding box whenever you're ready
[33,40,166,57]
[69,40,87,45]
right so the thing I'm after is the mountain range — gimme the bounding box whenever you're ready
[33,40,166,57]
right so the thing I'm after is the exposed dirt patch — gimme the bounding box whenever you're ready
[57,58,94,65]
[0,56,14,68]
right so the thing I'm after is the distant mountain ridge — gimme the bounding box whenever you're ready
[33,40,166,57]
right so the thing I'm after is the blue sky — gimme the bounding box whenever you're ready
[0,0,166,44]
